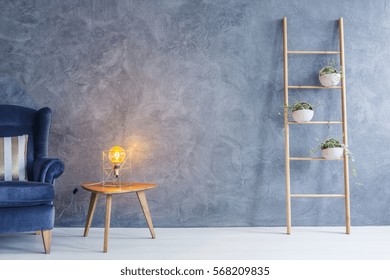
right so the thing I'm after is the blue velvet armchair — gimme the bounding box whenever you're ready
[0,105,64,254]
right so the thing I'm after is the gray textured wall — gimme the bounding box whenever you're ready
[0,0,388,227]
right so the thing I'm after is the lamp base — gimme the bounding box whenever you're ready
[102,150,131,187]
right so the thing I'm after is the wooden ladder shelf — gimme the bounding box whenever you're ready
[282,17,351,234]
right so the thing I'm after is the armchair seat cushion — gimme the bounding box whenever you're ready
[0,181,54,207]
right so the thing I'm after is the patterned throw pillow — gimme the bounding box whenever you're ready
[0,135,28,181]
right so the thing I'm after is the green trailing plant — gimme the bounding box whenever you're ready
[291,101,313,112]
[319,66,338,75]
[319,59,342,76]
[310,138,344,154]
[320,138,342,149]
[310,137,360,181]
[278,101,318,119]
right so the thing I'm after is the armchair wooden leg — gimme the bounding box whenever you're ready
[41,230,52,254]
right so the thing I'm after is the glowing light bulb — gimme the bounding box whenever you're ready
[108,146,126,177]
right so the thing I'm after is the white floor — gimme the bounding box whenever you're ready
[0,227,389,260]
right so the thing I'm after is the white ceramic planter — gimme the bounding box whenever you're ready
[321,147,344,160]
[319,72,341,87]
[291,109,313,123]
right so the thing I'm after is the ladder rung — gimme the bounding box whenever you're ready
[291,194,345,198]
[290,157,344,161]
[288,121,343,125]
[288,86,342,89]
[288,51,340,54]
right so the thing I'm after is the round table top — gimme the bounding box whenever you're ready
[81,182,157,195]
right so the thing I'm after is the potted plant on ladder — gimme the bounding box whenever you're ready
[290,101,314,123]
[317,138,344,160]
[311,138,359,180]
[319,59,341,87]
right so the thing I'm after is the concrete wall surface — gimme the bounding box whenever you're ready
[0,0,388,227]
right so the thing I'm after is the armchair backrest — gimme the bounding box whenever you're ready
[0,105,52,180]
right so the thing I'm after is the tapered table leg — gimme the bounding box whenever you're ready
[103,194,112,253]
[84,192,98,237]
[136,190,156,239]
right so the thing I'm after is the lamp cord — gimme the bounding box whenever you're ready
[55,194,75,221]
[55,182,104,221]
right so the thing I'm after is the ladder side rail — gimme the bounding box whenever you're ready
[339,17,351,234]
[283,17,292,235]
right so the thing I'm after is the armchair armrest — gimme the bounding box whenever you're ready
[33,157,65,184]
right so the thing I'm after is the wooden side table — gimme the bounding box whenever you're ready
[81,182,157,253]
